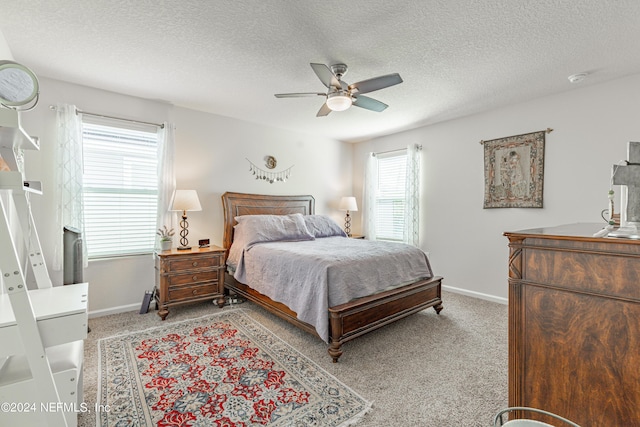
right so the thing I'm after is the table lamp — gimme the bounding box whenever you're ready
[339,196,358,236]
[171,189,202,250]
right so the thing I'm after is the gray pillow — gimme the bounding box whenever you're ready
[234,213,315,249]
[304,214,347,238]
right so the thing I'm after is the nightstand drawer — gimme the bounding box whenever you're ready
[168,283,219,301]
[168,255,222,271]
[168,270,219,286]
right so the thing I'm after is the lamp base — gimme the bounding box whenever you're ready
[344,211,352,236]
[178,213,191,250]
[608,222,640,239]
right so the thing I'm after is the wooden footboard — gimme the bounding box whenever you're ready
[328,276,443,362]
[225,272,443,362]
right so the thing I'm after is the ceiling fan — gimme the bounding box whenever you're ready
[274,63,403,117]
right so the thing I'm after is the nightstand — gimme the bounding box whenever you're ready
[154,246,226,320]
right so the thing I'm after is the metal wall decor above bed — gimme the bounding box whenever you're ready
[246,157,293,183]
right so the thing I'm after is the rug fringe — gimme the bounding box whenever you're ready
[338,400,374,427]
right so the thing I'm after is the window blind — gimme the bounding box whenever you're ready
[375,152,406,241]
[81,119,159,258]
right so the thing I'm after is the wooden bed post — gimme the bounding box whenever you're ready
[328,342,343,363]
[329,314,344,363]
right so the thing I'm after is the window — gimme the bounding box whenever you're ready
[375,151,407,241]
[364,144,421,246]
[81,117,159,258]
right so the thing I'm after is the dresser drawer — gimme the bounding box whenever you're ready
[523,246,640,300]
[168,269,219,287]
[168,255,222,272]
[168,283,220,302]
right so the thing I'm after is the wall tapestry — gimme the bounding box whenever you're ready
[481,128,551,208]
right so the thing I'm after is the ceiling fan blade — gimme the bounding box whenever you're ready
[316,103,332,117]
[352,95,388,112]
[310,63,341,89]
[275,92,325,98]
[348,73,403,94]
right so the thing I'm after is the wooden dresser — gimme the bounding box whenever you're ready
[504,223,640,426]
[155,246,226,320]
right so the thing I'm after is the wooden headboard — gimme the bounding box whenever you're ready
[221,192,316,252]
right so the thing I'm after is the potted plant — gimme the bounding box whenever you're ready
[157,226,175,251]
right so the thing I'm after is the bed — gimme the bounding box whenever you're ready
[222,192,443,362]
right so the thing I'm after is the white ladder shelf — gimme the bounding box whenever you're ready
[0,108,87,427]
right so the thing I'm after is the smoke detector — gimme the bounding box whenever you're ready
[568,73,588,83]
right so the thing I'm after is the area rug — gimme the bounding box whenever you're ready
[97,309,371,426]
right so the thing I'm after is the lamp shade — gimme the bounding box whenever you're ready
[339,196,358,211]
[326,93,352,111]
[171,190,202,212]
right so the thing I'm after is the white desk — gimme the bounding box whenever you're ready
[0,283,88,358]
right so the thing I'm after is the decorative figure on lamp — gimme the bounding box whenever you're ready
[171,190,202,250]
[339,196,358,237]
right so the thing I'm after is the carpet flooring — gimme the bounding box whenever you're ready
[80,290,508,426]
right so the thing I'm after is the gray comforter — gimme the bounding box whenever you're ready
[233,236,433,342]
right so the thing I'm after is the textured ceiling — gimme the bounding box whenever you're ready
[1,1,640,142]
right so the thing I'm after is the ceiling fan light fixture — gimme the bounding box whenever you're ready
[326,93,352,111]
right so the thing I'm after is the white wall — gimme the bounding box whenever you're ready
[19,77,351,315]
[16,71,640,311]
[171,107,352,249]
[0,28,13,59]
[352,73,640,301]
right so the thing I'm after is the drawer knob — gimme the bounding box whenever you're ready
[192,275,198,281]
[192,289,198,295]
[192,261,198,267]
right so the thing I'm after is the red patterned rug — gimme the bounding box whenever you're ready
[97,309,371,426]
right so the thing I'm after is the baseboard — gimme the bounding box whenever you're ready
[88,287,505,317]
[442,285,507,305]
[89,303,140,318]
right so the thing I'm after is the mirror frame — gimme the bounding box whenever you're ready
[0,60,40,108]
